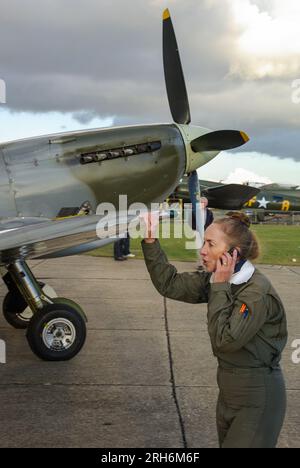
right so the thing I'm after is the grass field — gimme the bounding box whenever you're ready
[88,223,300,266]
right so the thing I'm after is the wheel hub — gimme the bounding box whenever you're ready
[42,318,76,351]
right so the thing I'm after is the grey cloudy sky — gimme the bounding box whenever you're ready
[1,0,300,165]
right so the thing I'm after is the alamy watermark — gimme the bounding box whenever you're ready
[94,195,205,250]
[291,79,300,104]
[291,339,300,364]
[0,339,6,364]
[0,78,6,104]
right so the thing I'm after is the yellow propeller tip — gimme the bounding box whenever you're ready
[163,9,170,20]
[240,131,250,143]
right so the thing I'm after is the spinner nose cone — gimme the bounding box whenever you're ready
[176,124,250,173]
[176,125,220,173]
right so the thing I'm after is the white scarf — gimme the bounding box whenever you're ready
[210,260,255,285]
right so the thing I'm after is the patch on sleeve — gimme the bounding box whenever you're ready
[239,303,249,319]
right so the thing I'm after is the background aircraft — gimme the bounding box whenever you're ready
[169,176,259,210]
[0,9,249,361]
[244,183,300,212]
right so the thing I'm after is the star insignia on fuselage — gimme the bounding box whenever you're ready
[257,197,268,209]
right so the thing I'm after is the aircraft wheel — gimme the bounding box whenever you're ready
[26,301,87,361]
[2,283,57,329]
[2,291,33,329]
[257,211,265,223]
[51,297,86,318]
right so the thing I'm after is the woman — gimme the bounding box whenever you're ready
[142,212,287,448]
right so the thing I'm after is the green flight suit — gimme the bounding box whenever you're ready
[142,240,288,448]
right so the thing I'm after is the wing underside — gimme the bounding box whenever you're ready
[203,184,260,210]
[0,214,133,264]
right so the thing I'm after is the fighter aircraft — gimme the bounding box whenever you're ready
[0,9,249,361]
[169,176,259,210]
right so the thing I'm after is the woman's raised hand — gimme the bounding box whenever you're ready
[140,211,160,243]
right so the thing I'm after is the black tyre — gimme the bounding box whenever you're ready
[26,301,87,361]
[2,291,33,329]
[2,281,46,329]
[51,297,87,321]
[257,211,265,223]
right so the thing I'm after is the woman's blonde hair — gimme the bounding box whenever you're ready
[214,211,260,260]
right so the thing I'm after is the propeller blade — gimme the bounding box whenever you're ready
[188,171,204,245]
[163,9,191,125]
[191,130,249,153]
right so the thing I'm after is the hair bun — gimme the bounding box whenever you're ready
[226,211,251,228]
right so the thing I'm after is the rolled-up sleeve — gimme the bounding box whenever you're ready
[142,240,210,304]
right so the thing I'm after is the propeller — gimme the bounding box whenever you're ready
[163,9,191,125]
[191,130,249,153]
[163,9,249,240]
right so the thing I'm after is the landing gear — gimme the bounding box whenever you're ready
[2,282,57,329]
[3,290,32,329]
[1,261,87,361]
[26,300,87,361]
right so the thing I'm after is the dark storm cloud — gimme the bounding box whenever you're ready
[0,0,300,161]
[1,0,232,118]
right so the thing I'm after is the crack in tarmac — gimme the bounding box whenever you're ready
[163,297,188,449]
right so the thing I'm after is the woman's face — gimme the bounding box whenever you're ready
[200,223,230,273]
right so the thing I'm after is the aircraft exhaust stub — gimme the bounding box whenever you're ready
[80,141,162,165]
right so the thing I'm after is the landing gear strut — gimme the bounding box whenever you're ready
[1,260,87,361]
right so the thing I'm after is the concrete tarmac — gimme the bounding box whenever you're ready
[0,255,299,448]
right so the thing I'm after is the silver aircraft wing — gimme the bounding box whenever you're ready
[0,213,135,264]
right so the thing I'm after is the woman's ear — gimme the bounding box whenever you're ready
[228,247,241,258]
[235,247,241,258]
